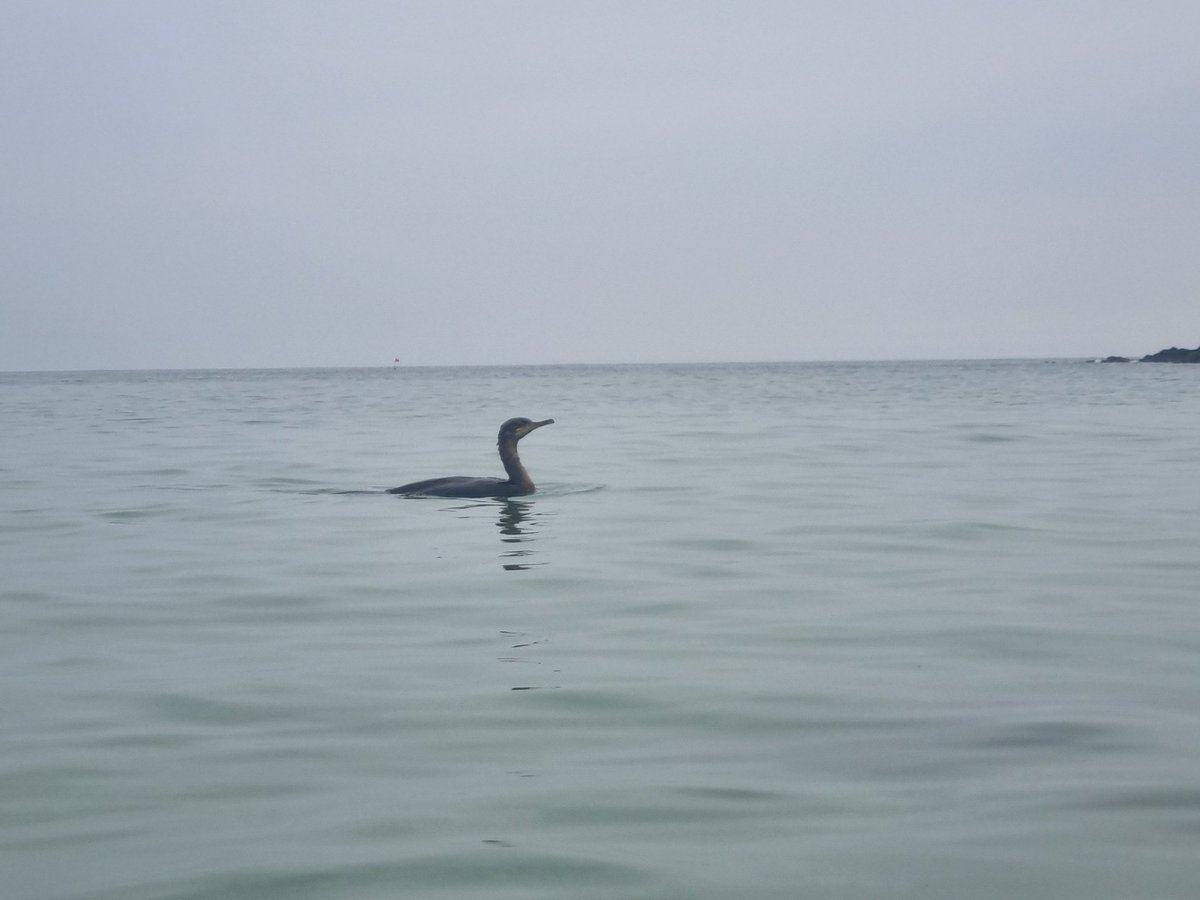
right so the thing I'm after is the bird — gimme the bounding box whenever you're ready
[387,417,554,498]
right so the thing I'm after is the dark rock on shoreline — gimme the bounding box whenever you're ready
[1141,346,1200,363]
[1100,356,1131,363]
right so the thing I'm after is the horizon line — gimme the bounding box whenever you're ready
[2,355,1116,375]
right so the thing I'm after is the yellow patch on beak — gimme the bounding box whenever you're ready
[517,418,553,437]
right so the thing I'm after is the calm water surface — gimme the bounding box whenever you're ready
[3,361,1199,899]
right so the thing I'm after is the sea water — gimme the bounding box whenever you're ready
[2,360,1198,899]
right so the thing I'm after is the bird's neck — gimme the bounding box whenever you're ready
[498,441,534,490]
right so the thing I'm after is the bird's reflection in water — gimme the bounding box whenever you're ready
[496,499,546,571]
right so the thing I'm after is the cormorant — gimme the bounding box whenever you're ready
[387,417,554,498]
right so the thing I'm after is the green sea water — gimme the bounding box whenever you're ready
[3,360,1199,899]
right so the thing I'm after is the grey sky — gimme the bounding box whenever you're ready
[3,2,1197,370]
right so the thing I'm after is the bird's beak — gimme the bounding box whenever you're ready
[519,418,554,436]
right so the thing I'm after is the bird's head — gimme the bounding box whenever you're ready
[498,417,554,444]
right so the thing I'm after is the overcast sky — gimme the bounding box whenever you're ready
[3,2,1198,370]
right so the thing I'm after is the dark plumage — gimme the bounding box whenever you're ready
[388,417,554,498]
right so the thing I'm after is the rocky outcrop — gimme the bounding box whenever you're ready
[1141,346,1200,363]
